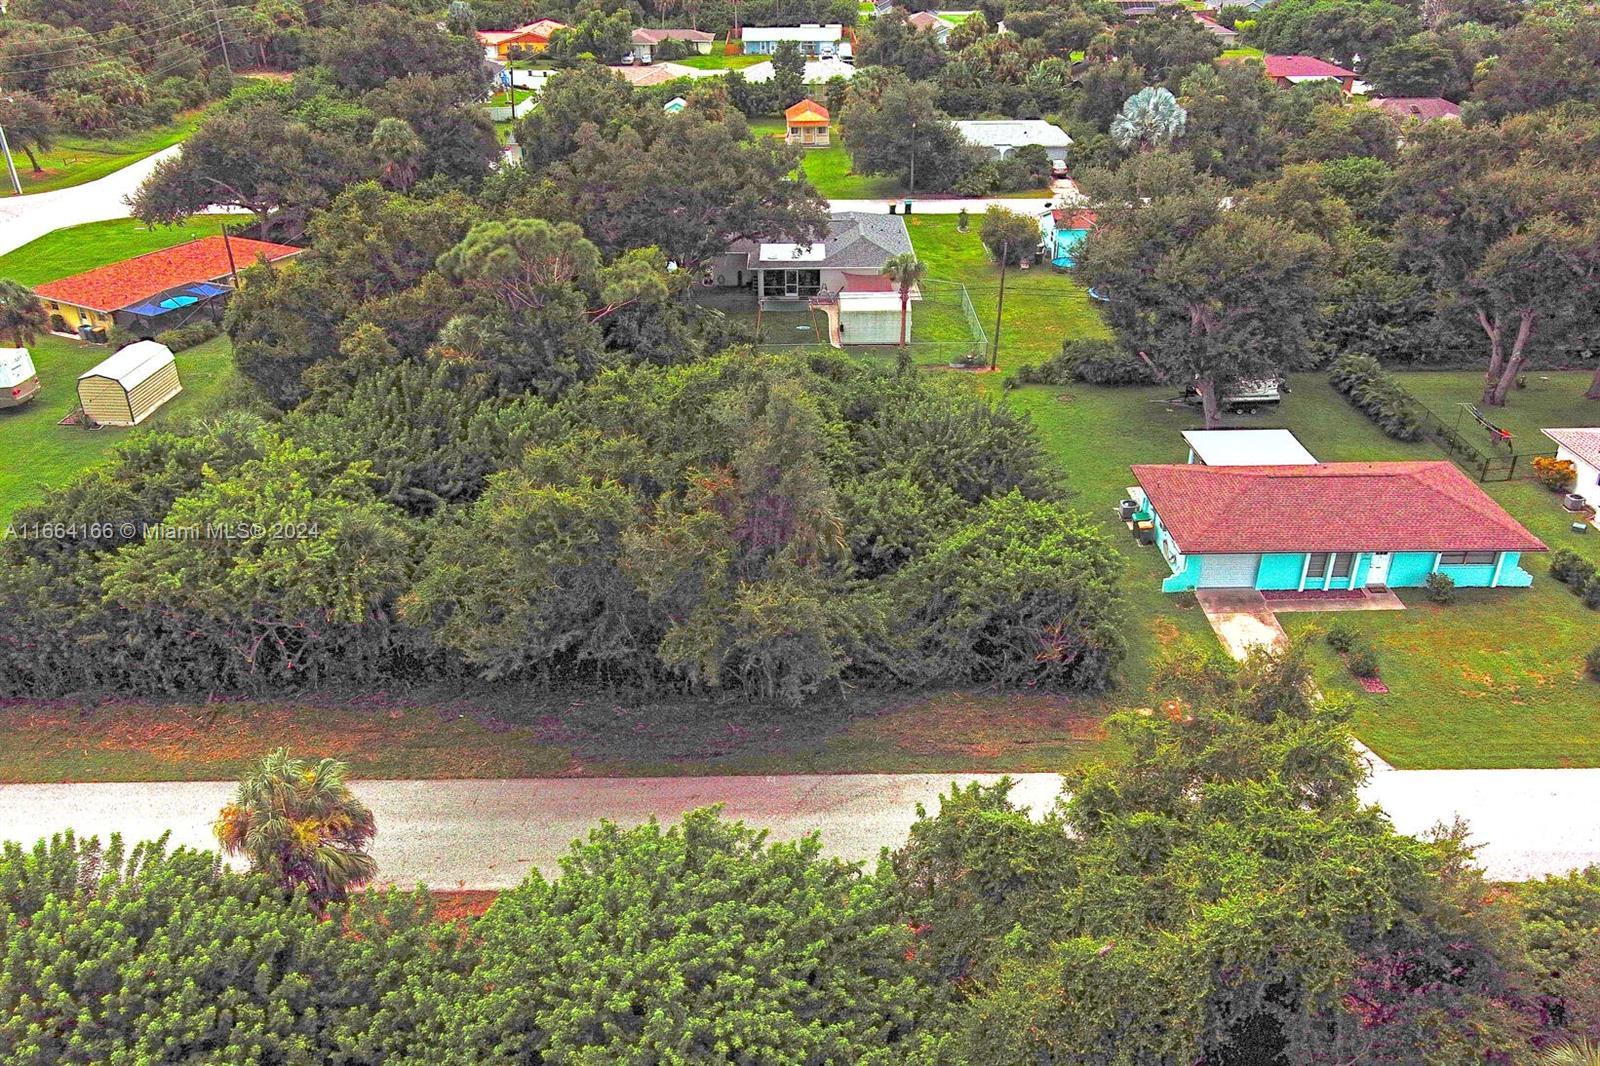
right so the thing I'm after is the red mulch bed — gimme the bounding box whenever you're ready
[1356,676,1389,694]
[432,890,499,924]
[1261,589,1369,604]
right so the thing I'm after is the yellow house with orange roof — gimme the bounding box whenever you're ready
[784,99,830,147]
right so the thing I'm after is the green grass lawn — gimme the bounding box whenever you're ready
[0,216,235,287]
[0,333,242,523]
[907,214,1110,367]
[1,215,253,520]
[1221,46,1265,59]
[751,119,1053,199]
[1,110,210,197]
[673,52,767,70]
[1400,368,1599,458]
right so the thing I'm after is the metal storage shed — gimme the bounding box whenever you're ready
[76,341,182,427]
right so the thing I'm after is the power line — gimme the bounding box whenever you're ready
[0,12,252,78]
[0,7,219,60]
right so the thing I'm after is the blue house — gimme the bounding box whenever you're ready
[1039,207,1096,269]
[1129,459,1545,593]
[740,24,844,55]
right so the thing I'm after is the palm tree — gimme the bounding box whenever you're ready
[1111,87,1188,152]
[1541,1039,1600,1066]
[880,252,926,349]
[215,749,378,908]
[0,279,48,347]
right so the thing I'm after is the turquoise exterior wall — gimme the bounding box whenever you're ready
[1387,552,1437,587]
[1162,555,1200,592]
[1255,554,1306,590]
[1493,551,1533,587]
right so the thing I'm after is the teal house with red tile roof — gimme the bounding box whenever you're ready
[1129,460,1545,593]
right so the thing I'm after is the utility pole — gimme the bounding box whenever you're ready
[220,223,240,286]
[990,240,1007,370]
[0,121,21,196]
[908,120,916,199]
[213,6,233,74]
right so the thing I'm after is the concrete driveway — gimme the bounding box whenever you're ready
[1195,588,1289,658]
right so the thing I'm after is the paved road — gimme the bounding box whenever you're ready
[0,773,1065,889]
[0,145,183,258]
[829,184,1083,216]
[0,769,1594,886]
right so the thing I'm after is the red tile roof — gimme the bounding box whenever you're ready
[477,20,565,45]
[785,98,830,124]
[1264,54,1357,79]
[33,236,301,313]
[1051,207,1097,231]
[1371,96,1461,121]
[1131,461,1546,555]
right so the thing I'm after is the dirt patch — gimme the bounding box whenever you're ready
[431,889,499,924]
[850,691,1106,758]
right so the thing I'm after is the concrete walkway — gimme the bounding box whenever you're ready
[0,145,182,257]
[0,773,1064,890]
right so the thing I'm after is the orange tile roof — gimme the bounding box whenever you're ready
[785,99,830,125]
[1131,461,1546,554]
[33,236,301,313]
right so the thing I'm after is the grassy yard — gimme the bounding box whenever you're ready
[1,110,210,197]
[673,52,767,70]
[1221,46,1265,59]
[0,334,241,523]
[0,687,1109,783]
[0,216,235,287]
[751,119,1053,199]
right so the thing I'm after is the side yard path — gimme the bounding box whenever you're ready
[3,770,1597,885]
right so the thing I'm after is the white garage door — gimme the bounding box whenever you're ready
[841,308,906,346]
[1197,553,1261,588]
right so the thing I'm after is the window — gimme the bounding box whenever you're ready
[1439,551,1498,566]
[1306,552,1330,575]
[1330,553,1353,578]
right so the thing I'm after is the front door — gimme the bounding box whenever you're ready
[1366,552,1391,587]
[784,270,800,298]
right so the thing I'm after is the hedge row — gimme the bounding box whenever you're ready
[1549,548,1600,610]
[1327,353,1426,442]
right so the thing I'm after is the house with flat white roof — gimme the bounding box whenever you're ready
[951,120,1073,161]
[741,24,845,55]
[1182,429,1318,467]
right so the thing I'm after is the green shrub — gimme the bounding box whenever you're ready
[1549,548,1594,587]
[1014,339,1159,387]
[1583,577,1600,611]
[156,320,221,352]
[1347,648,1380,679]
[1327,353,1426,442]
[1424,571,1456,605]
[1587,646,1600,681]
[1325,621,1359,653]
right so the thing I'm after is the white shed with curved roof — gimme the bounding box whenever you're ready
[77,340,182,427]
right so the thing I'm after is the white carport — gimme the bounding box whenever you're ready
[1182,429,1317,467]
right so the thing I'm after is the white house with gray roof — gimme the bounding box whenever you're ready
[952,119,1073,161]
[1543,428,1600,511]
[707,214,920,346]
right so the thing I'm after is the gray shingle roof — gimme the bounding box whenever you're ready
[748,213,913,270]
